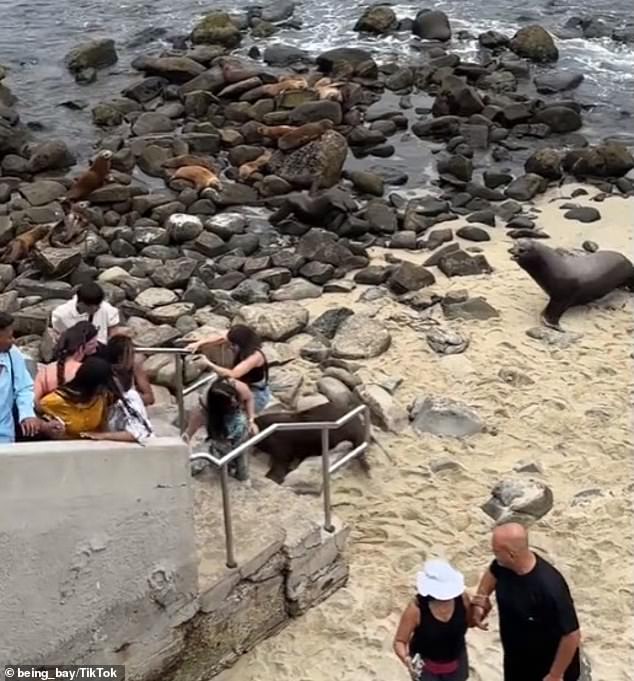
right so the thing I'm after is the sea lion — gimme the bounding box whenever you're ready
[254,401,370,483]
[162,155,217,171]
[49,201,91,247]
[1,224,51,264]
[313,77,345,102]
[278,119,334,152]
[269,188,355,227]
[509,238,634,330]
[65,150,113,202]
[240,77,309,103]
[169,165,221,191]
[238,150,272,181]
[255,124,296,140]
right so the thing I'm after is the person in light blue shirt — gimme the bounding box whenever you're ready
[0,312,41,443]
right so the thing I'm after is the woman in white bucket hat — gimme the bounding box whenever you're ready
[393,559,474,680]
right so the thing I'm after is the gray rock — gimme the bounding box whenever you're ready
[563,207,601,223]
[136,287,178,309]
[332,314,391,360]
[150,257,198,289]
[442,296,500,321]
[269,366,304,409]
[308,307,354,339]
[526,326,582,348]
[19,181,66,207]
[33,246,82,278]
[132,56,205,84]
[481,478,554,524]
[534,71,584,94]
[65,39,118,74]
[355,383,408,432]
[299,261,335,285]
[505,174,547,201]
[534,105,582,133]
[509,24,559,63]
[410,396,483,438]
[251,267,292,289]
[412,9,451,41]
[426,327,470,355]
[283,440,352,496]
[28,140,76,173]
[166,213,204,243]
[388,261,435,294]
[262,44,310,66]
[438,250,493,277]
[234,301,309,340]
[149,302,196,325]
[191,11,242,47]
[456,225,490,242]
[354,5,397,34]
[317,376,354,410]
[271,279,323,301]
[132,112,175,136]
[194,231,227,258]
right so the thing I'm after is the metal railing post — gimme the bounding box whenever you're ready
[175,353,185,433]
[219,464,237,568]
[321,427,334,533]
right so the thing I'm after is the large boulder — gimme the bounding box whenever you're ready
[534,105,582,133]
[316,48,378,78]
[234,301,309,341]
[534,71,584,94]
[355,383,408,432]
[354,4,398,34]
[505,173,547,201]
[564,143,634,178]
[191,11,242,47]
[332,314,391,360]
[481,478,554,524]
[65,39,118,74]
[412,10,451,41]
[28,141,76,173]
[131,56,205,84]
[268,130,348,189]
[524,148,564,180]
[509,25,559,63]
[432,77,484,117]
[410,396,483,437]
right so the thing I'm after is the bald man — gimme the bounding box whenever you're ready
[472,523,581,681]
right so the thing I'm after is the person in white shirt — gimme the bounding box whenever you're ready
[51,282,123,346]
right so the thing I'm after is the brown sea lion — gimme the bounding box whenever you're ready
[65,150,113,202]
[240,77,309,102]
[313,77,345,102]
[162,155,217,171]
[509,238,634,330]
[238,150,272,181]
[169,165,221,191]
[278,119,334,152]
[254,401,370,483]
[255,124,296,140]
[1,224,51,264]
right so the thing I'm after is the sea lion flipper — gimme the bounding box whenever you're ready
[541,298,570,332]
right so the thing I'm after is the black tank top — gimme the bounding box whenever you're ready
[240,350,268,386]
[409,595,467,662]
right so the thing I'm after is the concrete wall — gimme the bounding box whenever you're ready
[0,438,199,677]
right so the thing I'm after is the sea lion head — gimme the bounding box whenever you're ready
[97,150,113,160]
[508,238,544,265]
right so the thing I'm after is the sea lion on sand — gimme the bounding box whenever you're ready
[65,150,113,202]
[169,165,221,191]
[269,188,355,227]
[509,238,634,330]
[278,119,334,152]
[254,402,370,483]
[1,224,51,263]
[238,150,272,181]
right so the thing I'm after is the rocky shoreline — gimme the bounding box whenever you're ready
[1,2,634,414]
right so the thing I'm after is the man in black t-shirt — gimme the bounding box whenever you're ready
[472,523,581,681]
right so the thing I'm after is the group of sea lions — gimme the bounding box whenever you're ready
[1,150,113,264]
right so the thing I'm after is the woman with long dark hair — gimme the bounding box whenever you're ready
[190,378,258,481]
[34,321,98,403]
[186,324,271,412]
[38,357,152,443]
[105,335,154,406]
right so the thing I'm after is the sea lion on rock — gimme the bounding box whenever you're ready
[241,77,309,102]
[1,224,51,264]
[313,77,345,102]
[278,119,334,152]
[509,238,634,330]
[64,150,113,202]
[269,187,356,227]
[256,124,296,140]
[238,150,272,181]
[254,401,370,483]
[162,154,217,171]
[169,165,221,191]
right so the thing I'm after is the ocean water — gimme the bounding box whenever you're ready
[1,0,633,158]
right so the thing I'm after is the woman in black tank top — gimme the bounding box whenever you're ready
[394,560,474,681]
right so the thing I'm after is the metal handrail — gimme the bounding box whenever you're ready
[190,404,371,569]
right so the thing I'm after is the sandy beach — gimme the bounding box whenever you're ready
[216,184,634,681]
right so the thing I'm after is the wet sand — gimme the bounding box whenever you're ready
[218,185,634,681]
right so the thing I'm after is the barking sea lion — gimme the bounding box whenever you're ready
[64,150,113,202]
[509,238,634,330]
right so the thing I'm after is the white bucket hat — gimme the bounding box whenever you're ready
[416,559,465,600]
